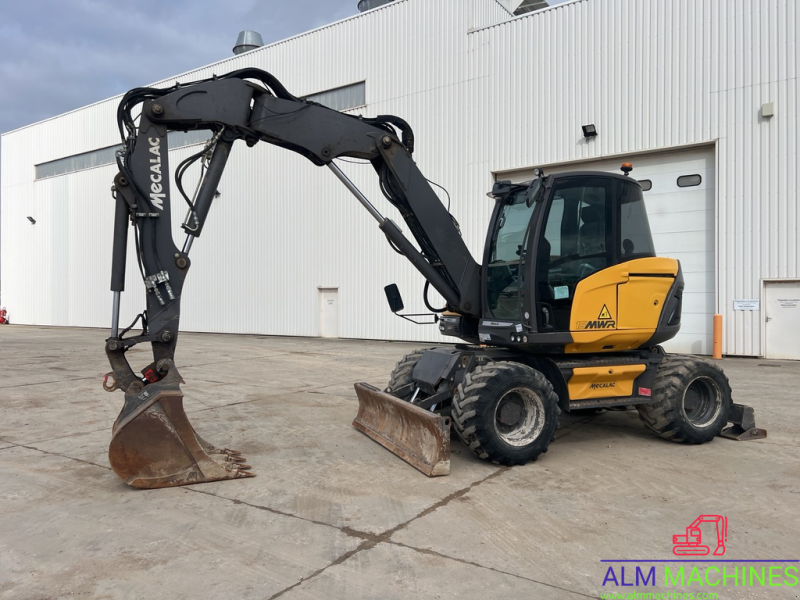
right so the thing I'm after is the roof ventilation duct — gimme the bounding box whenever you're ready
[498,0,549,14]
[514,0,550,14]
[232,30,264,55]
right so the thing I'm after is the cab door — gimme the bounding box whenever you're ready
[534,175,616,332]
[483,187,539,324]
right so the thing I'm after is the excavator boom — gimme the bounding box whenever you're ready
[105,69,478,487]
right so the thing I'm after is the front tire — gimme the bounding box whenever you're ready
[452,362,559,465]
[637,355,732,444]
[385,349,429,400]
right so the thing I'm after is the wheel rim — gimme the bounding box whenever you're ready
[682,376,722,428]
[493,387,546,446]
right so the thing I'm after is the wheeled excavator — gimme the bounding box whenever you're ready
[104,68,765,488]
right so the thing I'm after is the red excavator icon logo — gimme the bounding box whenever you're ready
[673,515,727,556]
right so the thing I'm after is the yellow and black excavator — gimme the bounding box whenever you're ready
[103,68,764,487]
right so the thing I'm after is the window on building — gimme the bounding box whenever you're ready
[638,179,653,192]
[34,131,212,180]
[35,145,121,179]
[677,174,702,187]
[304,81,366,111]
[168,130,212,149]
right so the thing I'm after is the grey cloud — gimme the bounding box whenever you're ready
[0,0,359,134]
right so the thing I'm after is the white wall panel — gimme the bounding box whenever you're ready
[2,0,798,357]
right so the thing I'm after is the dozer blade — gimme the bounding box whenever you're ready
[353,382,450,477]
[108,362,254,489]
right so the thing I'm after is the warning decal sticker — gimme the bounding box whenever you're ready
[598,305,613,320]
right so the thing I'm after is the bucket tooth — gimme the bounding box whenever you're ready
[353,382,450,477]
[108,362,255,489]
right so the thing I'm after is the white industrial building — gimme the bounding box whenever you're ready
[1,0,798,358]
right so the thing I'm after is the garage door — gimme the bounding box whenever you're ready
[501,146,715,355]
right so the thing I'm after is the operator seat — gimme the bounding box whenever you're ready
[536,236,552,301]
[579,204,605,255]
[576,204,610,280]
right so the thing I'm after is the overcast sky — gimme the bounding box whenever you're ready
[0,0,568,135]
[0,0,361,134]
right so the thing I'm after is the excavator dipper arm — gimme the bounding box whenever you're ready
[104,69,480,487]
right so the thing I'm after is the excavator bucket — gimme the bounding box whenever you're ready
[353,382,450,476]
[107,364,254,489]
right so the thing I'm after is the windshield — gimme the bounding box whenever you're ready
[486,182,540,319]
[491,191,533,262]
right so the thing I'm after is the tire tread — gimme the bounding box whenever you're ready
[636,355,731,444]
[452,361,560,466]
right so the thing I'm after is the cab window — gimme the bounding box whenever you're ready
[619,183,656,260]
[486,188,537,319]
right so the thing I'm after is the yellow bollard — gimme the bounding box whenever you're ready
[712,314,723,359]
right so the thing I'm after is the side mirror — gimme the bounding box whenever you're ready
[526,179,543,207]
[384,284,404,313]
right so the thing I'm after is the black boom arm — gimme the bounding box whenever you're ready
[106,69,480,389]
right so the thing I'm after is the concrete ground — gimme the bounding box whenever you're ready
[1,326,798,600]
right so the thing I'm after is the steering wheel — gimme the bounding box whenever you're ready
[576,263,598,279]
[548,251,606,268]
[547,253,582,268]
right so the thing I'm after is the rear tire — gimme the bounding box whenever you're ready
[452,362,559,465]
[637,355,732,444]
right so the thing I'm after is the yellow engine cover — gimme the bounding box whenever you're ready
[566,258,679,354]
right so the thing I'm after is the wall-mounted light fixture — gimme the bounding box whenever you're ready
[582,124,598,138]
[27,216,36,224]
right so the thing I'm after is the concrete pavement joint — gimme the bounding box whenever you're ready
[16,442,112,471]
[185,376,314,392]
[189,381,358,414]
[266,468,510,599]
[387,540,598,599]
[0,375,100,390]
[6,427,109,448]
[190,468,517,599]
[176,353,304,370]
[189,487,372,541]
[264,466,594,599]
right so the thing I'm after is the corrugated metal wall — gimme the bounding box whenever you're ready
[468,0,799,356]
[0,0,509,343]
[1,0,797,356]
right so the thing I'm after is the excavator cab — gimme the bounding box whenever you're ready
[477,170,682,353]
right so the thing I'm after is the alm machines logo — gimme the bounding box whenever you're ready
[601,515,799,593]
[673,515,726,557]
